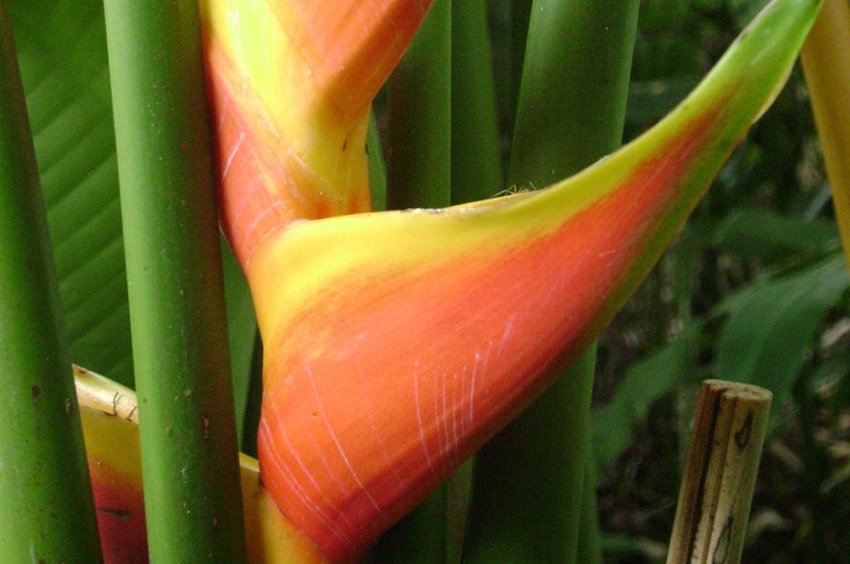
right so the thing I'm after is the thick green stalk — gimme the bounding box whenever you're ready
[104,2,246,562]
[222,238,258,446]
[385,0,451,211]
[576,447,603,564]
[446,2,505,561]
[374,1,451,560]
[368,113,387,211]
[510,0,533,138]
[465,1,639,561]
[465,352,596,562]
[507,1,639,183]
[0,4,101,562]
[451,0,503,203]
[239,334,262,458]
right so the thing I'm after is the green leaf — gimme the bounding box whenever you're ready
[592,324,702,470]
[367,112,387,212]
[0,4,101,558]
[712,207,839,260]
[714,253,848,408]
[11,1,261,404]
[9,2,133,385]
[222,238,258,444]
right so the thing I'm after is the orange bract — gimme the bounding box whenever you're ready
[200,0,433,266]
[253,111,716,559]
[199,0,820,559]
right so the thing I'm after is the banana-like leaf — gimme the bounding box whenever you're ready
[715,253,848,409]
[202,0,821,559]
[74,366,326,564]
[9,2,131,384]
[9,0,258,406]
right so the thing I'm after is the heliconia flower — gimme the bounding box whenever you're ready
[74,366,327,564]
[200,0,433,267]
[201,0,821,560]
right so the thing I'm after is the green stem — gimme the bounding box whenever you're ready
[385,0,451,211]
[104,2,246,561]
[0,4,101,561]
[507,1,639,184]
[443,3,506,560]
[239,333,263,458]
[368,112,387,212]
[451,0,503,203]
[510,0,533,139]
[465,350,596,562]
[465,1,639,561]
[374,1,452,561]
[222,238,258,447]
[576,445,603,564]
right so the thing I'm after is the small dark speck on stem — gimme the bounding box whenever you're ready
[734,411,753,449]
[64,398,73,416]
[712,517,732,563]
[31,385,40,407]
[203,416,210,442]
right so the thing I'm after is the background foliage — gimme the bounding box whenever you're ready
[590,0,850,561]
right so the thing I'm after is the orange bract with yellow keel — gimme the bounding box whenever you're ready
[200,0,431,265]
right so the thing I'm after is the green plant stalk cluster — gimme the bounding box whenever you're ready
[444,11,504,559]
[374,0,508,560]
[386,0,452,212]
[375,1,453,560]
[368,114,388,211]
[450,0,503,204]
[0,3,101,561]
[103,1,246,561]
[376,1,640,560]
[465,1,639,561]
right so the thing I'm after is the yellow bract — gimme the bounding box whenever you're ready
[200,0,370,213]
[74,367,327,564]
